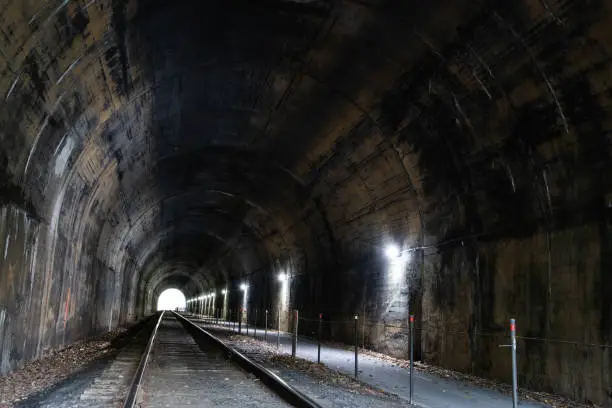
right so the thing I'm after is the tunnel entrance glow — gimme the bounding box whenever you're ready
[157,288,186,311]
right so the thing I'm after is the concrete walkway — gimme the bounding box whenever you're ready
[192,317,549,408]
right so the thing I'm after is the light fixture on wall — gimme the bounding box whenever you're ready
[221,288,228,320]
[384,243,410,284]
[385,244,401,259]
[277,271,289,311]
[240,283,249,313]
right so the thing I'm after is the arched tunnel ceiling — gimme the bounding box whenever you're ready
[1,0,611,305]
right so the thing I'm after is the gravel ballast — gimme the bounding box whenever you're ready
[197,320,595,408]
[0,328,127,407]
[205,328,406,408]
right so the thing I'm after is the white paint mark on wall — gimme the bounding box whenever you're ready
[505,164,516,193]
[29,233,39,299]
[3,233,10,260]
[1,309,11,374]
[23,94,64,180]
[0,308,6,370]
[543,169,553,214]
[54,136,74,176]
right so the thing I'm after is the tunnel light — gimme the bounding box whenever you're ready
[385,244,401,259]
[278,273,287,282]
[240,283,248,291]
[221,289,227,294]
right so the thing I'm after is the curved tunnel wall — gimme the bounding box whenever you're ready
[0,0,611,405]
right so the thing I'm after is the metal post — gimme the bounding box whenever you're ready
[277,311,281,349]
[498,318,519,408]
[362,304,366,348]
[354,314,359,379]
[238,308,242,334]
[317,313,322,364]
[254,309,258,338]
[410,314,415,405]
[246,309,250,335]
[292,309,298,358]
[265,310,268,341]
[511,318,518,408]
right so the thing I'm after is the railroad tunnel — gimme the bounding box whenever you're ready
[0,0,611,405]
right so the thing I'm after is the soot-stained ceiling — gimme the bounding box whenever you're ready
[0,0,611,314]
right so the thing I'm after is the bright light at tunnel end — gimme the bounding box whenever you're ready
[278,273,287,282]
[240,283,248,291]
[157,288,186,311]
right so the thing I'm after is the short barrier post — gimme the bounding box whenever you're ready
[317,313,322,364]
[511,319,518,408]
[246,309,250,335]
[292,309,298,358]
[254,309,258,338]
[265,309,269,341]
[277,311,281,349]
[498,318,518,408]
[354,314,359,379]
[239,309,243,334]
[409,314,415,405]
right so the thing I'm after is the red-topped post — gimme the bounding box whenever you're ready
[317,313,322,363]
[511,318,518,408]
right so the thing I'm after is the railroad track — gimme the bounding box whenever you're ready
[123,312,321,408]
[51,317,157,408]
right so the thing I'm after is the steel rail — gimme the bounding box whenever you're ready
[173,312,323,408]
[123,311,165,408]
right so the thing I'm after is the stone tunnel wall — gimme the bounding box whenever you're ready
[1,0,612,406]
[0,203,125,376]
[417,226,611,405]
[246,135,612,406]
